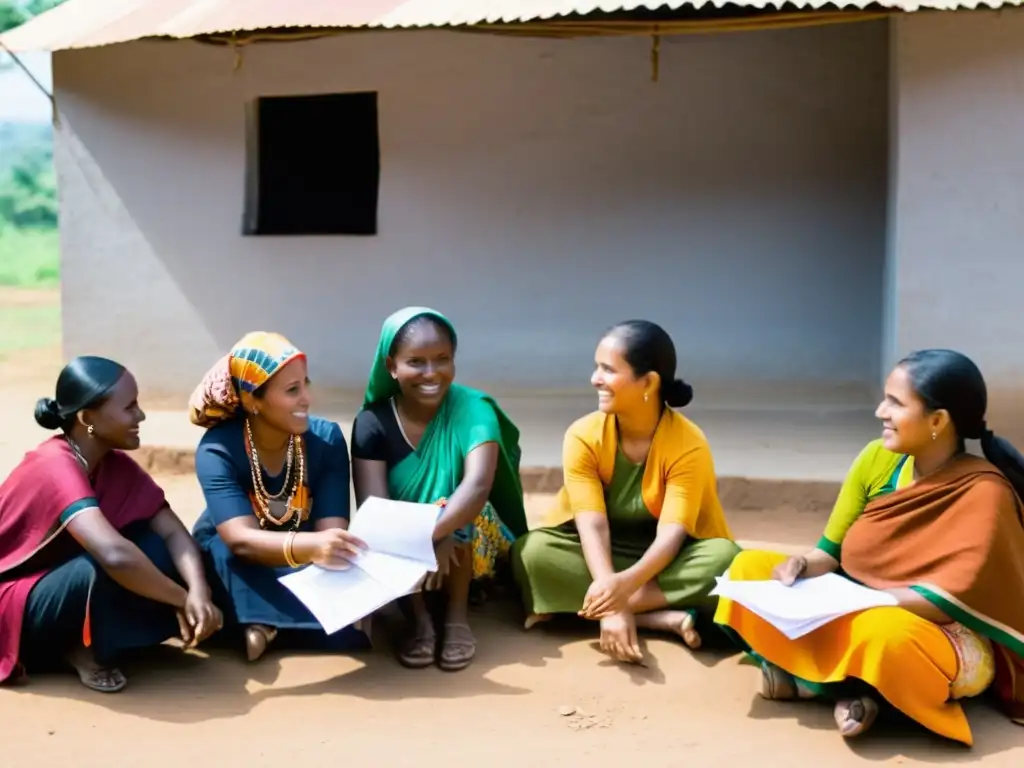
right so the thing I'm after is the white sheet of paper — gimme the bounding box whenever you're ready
[711,573,898,639]
[348,496,441,568]
[353,550,432,592]
[278,565,395,635]
[278,496,443,634]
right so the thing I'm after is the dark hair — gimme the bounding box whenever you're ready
[898,348,1024,499]
[603,320,693,408]
[34,356,127,431]
[389,314,457,357]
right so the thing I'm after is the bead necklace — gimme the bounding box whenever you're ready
[65,435,89,472]
[244,418,306,529]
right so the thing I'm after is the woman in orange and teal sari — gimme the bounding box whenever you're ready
[716,349,1024,745]
[0,357,220,693]
[351,307,527,671]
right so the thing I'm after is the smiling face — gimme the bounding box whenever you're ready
[591,334,656,415]
[81,372,145,450]
[387,318,455,410]
[875,364,949,455]
[246,357,311,435]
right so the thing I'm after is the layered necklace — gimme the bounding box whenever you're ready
[244,418,306,529]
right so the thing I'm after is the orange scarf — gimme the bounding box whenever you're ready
[842,455,1024,723]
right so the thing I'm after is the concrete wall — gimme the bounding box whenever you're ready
[888,10,1024,438]
[52,23,889,400]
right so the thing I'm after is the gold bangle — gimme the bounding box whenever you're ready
[283,531,300,568]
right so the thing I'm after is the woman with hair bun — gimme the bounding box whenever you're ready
[0,357,220,693]
[512,320,740,663]
[717,349,1024,745]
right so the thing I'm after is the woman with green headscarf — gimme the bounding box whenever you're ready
[351,307,527,671]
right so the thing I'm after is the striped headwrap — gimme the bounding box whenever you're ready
[189,331,305,427]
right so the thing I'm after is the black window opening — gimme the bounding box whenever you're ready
[243,91,380,236]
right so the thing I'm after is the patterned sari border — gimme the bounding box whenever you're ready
[912,583,1024,657]
[0,497,99,577]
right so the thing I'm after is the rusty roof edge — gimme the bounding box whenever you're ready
[1,0,1021,53]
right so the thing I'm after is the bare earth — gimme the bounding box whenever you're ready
[1,290,1022,766]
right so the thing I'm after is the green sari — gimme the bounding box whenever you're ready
[363,307,528,578]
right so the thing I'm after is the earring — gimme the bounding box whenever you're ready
[644,392,649,403]
[87,424,95,436]
[931,431,937,441]
[253,408,259,416]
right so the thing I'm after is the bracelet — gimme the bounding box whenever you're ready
[283,531,300,568]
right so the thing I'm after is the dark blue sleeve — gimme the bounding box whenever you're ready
[310,420,351,521]
[195,431,255,526]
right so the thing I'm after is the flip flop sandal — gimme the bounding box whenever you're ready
[438,623,476,672]
[245,624,278,662]
[398,629,437,669]
[834,697,879,738]
[78,666,127,694]
[759,662,800,701]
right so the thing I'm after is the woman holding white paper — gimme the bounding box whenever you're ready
[716,350,1024,745]
[189,332,371,662]
[511,320,740,664]
[351,308,527,671]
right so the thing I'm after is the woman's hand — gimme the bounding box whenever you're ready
[307,529,367,570]
[580,574,633,619]
[424,536,458,591]
[178,589,223,647]
[599,611,643,664]
[772,555,808,586]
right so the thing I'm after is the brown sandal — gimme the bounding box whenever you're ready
[834,697,879,738]
[398,627,437,669]
[760,663,799,700]
[438,623,476,672]
[245,624,278,662]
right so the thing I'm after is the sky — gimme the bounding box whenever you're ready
[0,51,52,122]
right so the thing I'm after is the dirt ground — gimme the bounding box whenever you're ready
[1,289,1022,767]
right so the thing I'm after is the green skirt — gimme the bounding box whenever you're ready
[511,523,740,616]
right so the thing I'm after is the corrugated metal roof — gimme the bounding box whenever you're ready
[1,0,1019,52]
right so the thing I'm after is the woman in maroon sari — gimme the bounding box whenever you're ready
[0,357,221,693]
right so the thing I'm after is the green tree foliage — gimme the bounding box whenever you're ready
[1,0,64,33]
[0,124,57,230]
[1,1,64,237]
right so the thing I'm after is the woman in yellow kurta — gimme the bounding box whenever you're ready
[716,349,1024,745]
[512,320,740,663]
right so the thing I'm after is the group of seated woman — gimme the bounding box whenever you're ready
[0,306,1021,749]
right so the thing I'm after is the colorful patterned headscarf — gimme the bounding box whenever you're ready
[189,331,306,427]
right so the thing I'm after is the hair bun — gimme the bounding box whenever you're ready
[664,378,693,409]
[34,397,63,430]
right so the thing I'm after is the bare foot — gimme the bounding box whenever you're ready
[634,609,702,649]
[67,646,126,693]
[834,697,879,738]
[244,624,278,662]
[524,612,552,630]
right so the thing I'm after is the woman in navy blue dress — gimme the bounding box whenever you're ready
[189,332,370,661]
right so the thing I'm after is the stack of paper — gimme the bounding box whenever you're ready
[711,573,898,639]
[279,496,441,634]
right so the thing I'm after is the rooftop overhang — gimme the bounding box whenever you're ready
[1,0,1018,53]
